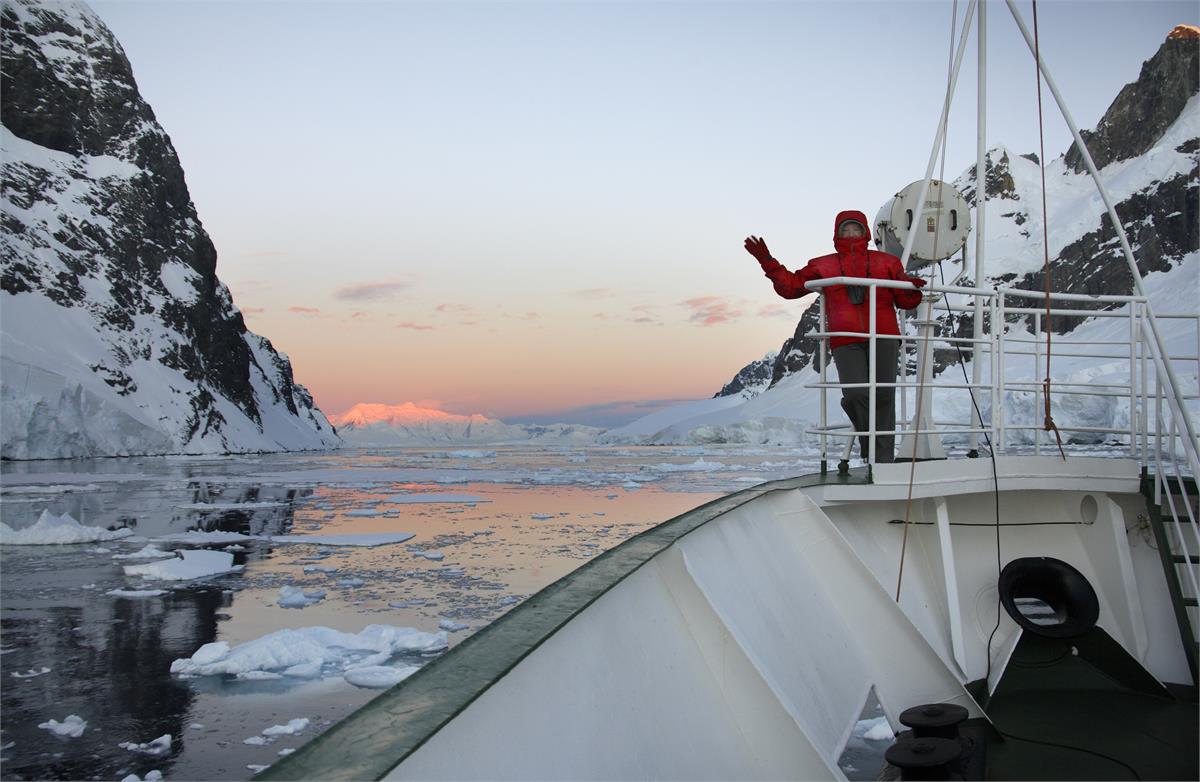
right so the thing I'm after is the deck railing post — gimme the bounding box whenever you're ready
[869,282,878,466]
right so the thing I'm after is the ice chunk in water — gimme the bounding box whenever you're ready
[38,715,86,737]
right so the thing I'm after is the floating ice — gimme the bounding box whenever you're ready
[237,670,283,680]
[417,551,443,561]
[119,734,172,756]
[278,748,295,756]
[112,545,174,560]
[244,735,268,745]
[438,619,468,632]
[119,771,162,782]
[38,715,86,737]
[448,450,495,458]
[278,586,326,608]
[344,508,382,517]
[107,589,169,598]
[267,533,415,547]
[262,718,309,736]
[124,550,241,581]
[302,565,338,573]
[0,511,132,545]
[650,459,727,472]
[343,665,419,689]
[170,624,448,678]
[178,501,288,511]
[860,717,894,741]
[382,493,488,504]
[11,667,50,678]
[282,661,322,678]
[153,530,254,545]
[247,765,269,774]
[531,514,553,520]
[337,577,365,587]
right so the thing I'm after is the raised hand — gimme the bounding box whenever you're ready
[744,235,773,264]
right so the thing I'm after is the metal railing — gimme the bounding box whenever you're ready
[803,275,1199,652]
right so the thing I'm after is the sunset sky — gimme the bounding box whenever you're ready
[91,0,1195,425]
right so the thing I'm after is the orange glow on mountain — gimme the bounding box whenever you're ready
[329,402,493,428]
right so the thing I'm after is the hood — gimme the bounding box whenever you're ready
[833,209,871,243]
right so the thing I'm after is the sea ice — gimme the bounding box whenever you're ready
[0,510,132,545]
[178,501,288,511]
[119,771,162,782]
[267,533,415,547]
[237,670,284,680]
[11,667,50,678]
[417,551,443,561]
[345,508,382,517]
[107,589,169,598]
[278,586,326,608]
[531,514,553,520]
[152,530,254,545]
[244,735,268,745]
[123,550,241,581]
[302,565,338,573]
[343,665,419,689]
[860,717,894,741]
[37,715,86,737]
[170,625,448,678]
[337,577,365,587]
[112,545,174,560]
[438,619,468,632]
[382,493,488,504]
[119,734,172,756]
[262,718,309,736]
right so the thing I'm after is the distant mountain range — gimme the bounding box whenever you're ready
[1,0,339,458]
[330,402,601,446]
[610,26,1198,445]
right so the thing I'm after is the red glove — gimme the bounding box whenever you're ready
[744,236,774,265]
[908,275,928,288]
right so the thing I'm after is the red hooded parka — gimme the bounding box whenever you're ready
[758,209,924,349]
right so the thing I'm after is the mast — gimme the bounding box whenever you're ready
[970,0,987,456]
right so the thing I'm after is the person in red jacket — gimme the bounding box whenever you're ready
[744,210,926,463]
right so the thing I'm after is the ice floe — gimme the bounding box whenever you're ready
[152,530,254,545]
[438,619,468,632]
[112,545,174,560]
[342,664,419,689]
[123,550,241,581]
[169,624,447,678]
[177,501,288,511]
[278,586,326,608]
[107,589,169,598]
[382,493,488,504]
[858,716,894,741]
[267,533,414,547]
[11,667,50,679]
[120,771,162,782]
[37,715,86,737]
[0,511,132,545]
[119,734,172,756]
[262,718,309,736]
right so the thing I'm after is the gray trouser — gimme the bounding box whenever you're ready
[832,340,899,463]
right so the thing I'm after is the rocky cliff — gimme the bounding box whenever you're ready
[0,0,340,458]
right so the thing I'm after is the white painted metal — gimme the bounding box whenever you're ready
[970,0,986,456]
[883,180,972,264]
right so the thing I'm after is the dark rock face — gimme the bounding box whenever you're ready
[1064,26,1200,174]
[0,1,337,457]
[714,351,777,398]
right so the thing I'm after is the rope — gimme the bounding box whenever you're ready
[896,0,957,603]
[1032,0,1066,460]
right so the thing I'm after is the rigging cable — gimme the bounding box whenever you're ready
[1032,0,1067,460]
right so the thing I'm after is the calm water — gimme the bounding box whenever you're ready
[0,444,819,781]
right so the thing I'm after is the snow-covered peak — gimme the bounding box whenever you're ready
[330,403,491,429]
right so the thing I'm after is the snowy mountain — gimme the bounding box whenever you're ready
[331,403,602,446]
[0,0,340,459]
[614,26,1198,445]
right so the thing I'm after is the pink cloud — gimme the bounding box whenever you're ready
[288,306,321,316]
[334,281,410,301]
[680,296,744,326]
[241,307,266,315]
[350,311,369,319]
[397,321,434,331]
[757,303,794,319]
[435,303,474,314]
